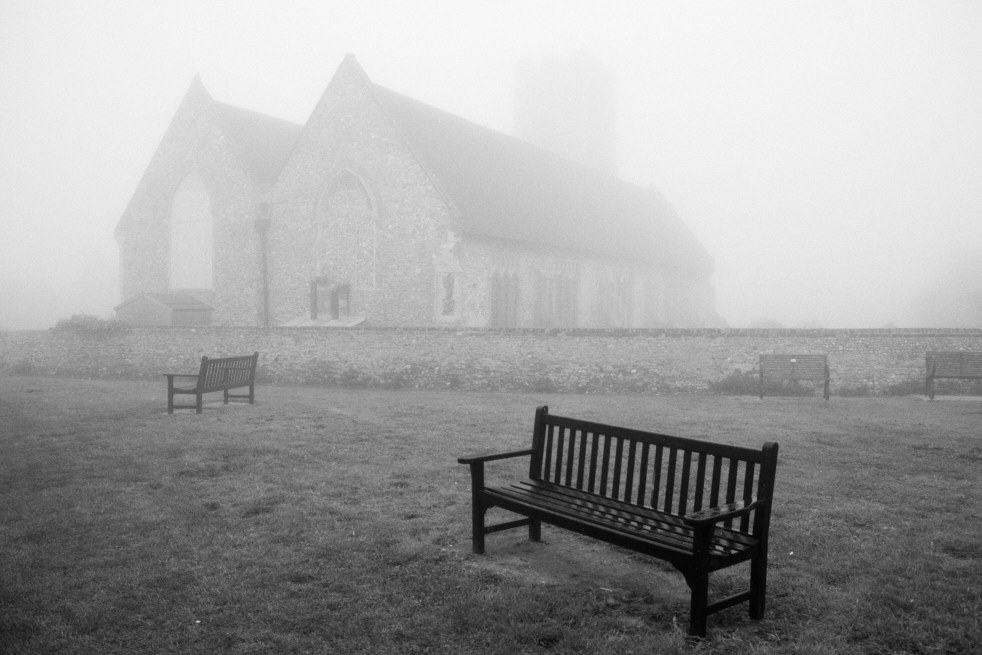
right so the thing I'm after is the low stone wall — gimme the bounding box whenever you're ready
[3,326,982,394]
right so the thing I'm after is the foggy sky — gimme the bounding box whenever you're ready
[2,0,980,329]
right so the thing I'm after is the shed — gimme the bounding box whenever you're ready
[115,293,213,326]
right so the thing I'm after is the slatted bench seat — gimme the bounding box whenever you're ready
[925,351,982,399]
[164,352,259,414]
[458,406,780,637]
[759,353,830,400]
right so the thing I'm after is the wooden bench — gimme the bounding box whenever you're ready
[925,351,982,399]
[458,406,780,637]
[164,352,259,414]
[759,354,829,400]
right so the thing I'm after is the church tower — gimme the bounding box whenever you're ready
[514,51,617,176]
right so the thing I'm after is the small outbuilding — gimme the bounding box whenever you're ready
[115,293,213,327]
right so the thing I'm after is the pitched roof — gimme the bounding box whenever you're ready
[212,102,302,184]
[188,58,712,273]
[362,68,712,273]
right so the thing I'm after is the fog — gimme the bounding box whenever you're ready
[2,0,980,329]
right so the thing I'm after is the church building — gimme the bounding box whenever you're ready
[115,55,720,328]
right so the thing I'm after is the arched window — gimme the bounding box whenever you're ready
[315,171,376,288]
[310,171,377,320]
[169,174,213,289]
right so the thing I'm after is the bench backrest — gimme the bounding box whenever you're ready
[196,352,259,392]
[760,354,828,380]
[926,351,982,378]
[528,406,779,537]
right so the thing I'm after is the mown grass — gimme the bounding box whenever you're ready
[1,376,981,654]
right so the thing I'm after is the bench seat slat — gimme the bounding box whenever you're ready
[486,481,756,561]
[519,480,758,554]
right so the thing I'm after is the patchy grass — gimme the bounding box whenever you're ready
[1,376,981,654]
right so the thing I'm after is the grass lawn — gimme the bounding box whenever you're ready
[1,375,980,654]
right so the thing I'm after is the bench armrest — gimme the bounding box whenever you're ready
[681,499,768,527]
[457,448,534,465]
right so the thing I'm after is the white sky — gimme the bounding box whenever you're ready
[1,0,981,328]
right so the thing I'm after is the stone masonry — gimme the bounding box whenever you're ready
[4,327,982,396]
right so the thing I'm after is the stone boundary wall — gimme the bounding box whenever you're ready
[3,327,982,395]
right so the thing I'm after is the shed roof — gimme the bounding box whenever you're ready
[115,293,214,311]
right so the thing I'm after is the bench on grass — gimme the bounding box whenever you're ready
[458,406,779,637]
[759,353,829,400]
[164,352,259,414]
[925,351,982,399]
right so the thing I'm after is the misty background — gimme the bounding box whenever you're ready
[2,0,980,330]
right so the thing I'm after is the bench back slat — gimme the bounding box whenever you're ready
[678,450,692,516]
[693,452,707,511]
[710,454,723,510]
[741,461,757,532]
[760,354,828,379]
[194,352,259,392]
[530,407,778,537]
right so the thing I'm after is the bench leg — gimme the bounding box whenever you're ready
[248,383,255,404]
[224,388,230,405]
[196,393,203,414]
[471,503,486,555]
[686,566,709,638]
[749,551,768,620]
[468,463,487,554]
[529,517,541,542]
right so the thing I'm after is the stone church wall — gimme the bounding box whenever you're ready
[265,63,451,327]
[5,327,982,395]
[116,65,720,331]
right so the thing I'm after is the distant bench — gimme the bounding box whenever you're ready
[458,406,780,637]
[164,352,259,414]
[759,354,830,400]
[925,351,982,399]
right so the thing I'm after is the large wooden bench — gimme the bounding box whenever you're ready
[759,354,829,400]
[458,406,780,637]
[164,352,259,414]
[925,351,982,399]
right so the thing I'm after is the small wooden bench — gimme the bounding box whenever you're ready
[925,351,982,399]
[458,406,779,637]
[164,352,259,414]
[759,354,829,400]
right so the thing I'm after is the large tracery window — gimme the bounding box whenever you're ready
[316,171,376,288]
[169,174,213,290]
[311,171,377,320]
